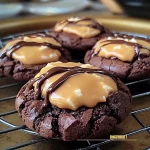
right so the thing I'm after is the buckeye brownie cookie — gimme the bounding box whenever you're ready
[85,33,150,81]
[0,33,71,80]
[49,17,110,59]
[16,62,131,141]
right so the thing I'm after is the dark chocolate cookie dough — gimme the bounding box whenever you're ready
[84,33,150,81]
[49,17,110,59]
[16,62,131,141]
[0,33,71,80]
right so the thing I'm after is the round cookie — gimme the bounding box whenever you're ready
[0,33,71,80]
[49,17,110,59]
[84,33,150,81]
[15,62,131,141]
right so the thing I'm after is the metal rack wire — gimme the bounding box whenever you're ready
[0,30,150,150]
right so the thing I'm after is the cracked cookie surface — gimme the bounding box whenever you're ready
[84,34,150,81]
[0,33,71,81]
[49,17,110,59]
[15,62,131,141]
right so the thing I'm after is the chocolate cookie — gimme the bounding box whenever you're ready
[15,62,131,141]
[85,33,150,81]
[0,33,71,80]
[49,17,110,59]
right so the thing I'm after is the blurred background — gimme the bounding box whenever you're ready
[1,0,150,20]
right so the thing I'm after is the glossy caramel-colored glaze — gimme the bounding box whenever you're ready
[3,36,61,65]
[34,62,117,110]
[54,17,101,38]
[93,36,150,62]
[94,40,135,62]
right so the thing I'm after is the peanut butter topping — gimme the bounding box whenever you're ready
[1,34,62,65]
[136,39,150,48]
[33,62,118,110]
[94,40,135,62]
[92,34,150,62]
[54,17,102,38]
[140,48,150,55]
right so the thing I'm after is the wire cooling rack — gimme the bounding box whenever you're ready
[0,30,150,150]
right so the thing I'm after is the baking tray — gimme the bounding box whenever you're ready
[0,16,150,150]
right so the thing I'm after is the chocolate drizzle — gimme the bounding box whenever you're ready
[24,66,117,107]
[0,34,64,59]
[91,34,150,61]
